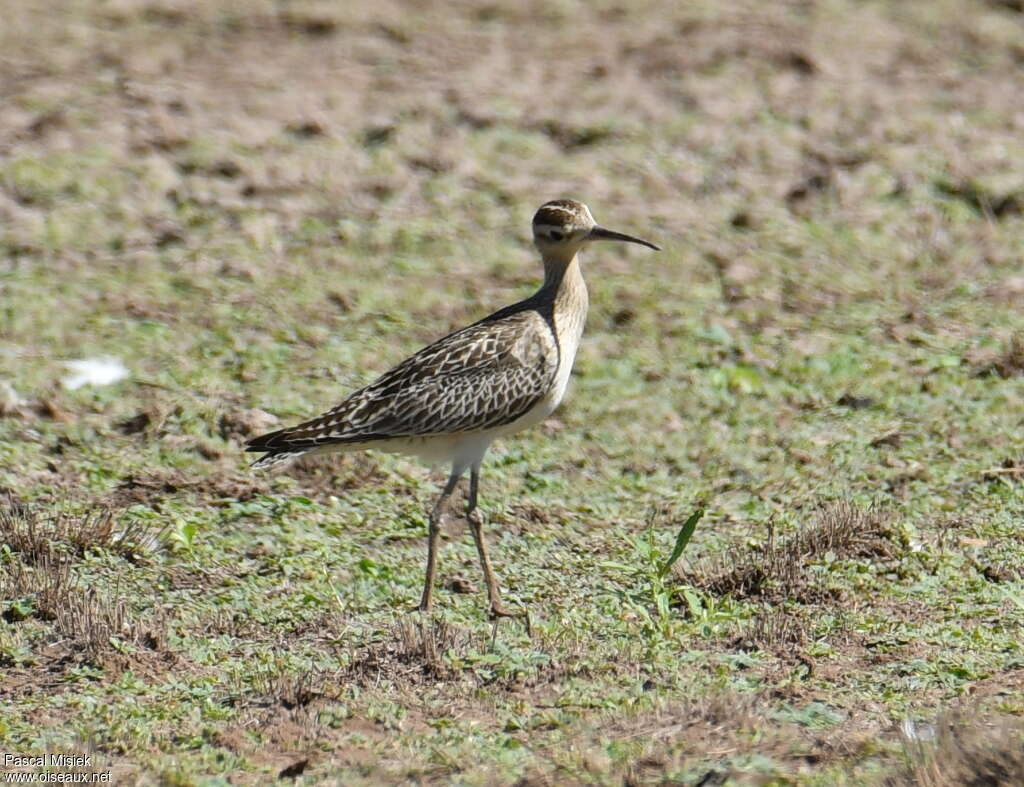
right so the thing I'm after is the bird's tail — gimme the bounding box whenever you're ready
[249,448,311,470]
[246,426,314,470]
[246,420,339,470]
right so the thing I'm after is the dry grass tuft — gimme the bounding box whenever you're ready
[55,586,140,660]
[886,714,1024,787]
[0,553,73,622]
[345,619,476,684]
[1,556,153,660]
[251,666,331,710]
[681,502,895,602]
[0,497,164,564]
[737,606,811,654]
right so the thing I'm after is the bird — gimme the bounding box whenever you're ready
[246,200,659,617]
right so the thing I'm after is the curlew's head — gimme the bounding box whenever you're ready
[531,199,659,260]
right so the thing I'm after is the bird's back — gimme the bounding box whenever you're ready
[246,295,561,463]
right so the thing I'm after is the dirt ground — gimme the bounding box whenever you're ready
[3,0,1024,784]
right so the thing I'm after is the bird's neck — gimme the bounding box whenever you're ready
[539,252,589,336]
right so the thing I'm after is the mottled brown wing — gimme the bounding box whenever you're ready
[246,309,557,452]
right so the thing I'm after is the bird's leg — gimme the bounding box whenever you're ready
[466,466,514,618]
[418,470,461,613]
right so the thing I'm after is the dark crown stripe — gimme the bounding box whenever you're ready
[532,201,583,226]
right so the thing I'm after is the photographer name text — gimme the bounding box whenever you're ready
[4,754,94,768]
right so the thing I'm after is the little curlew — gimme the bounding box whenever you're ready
[246,200,658,617]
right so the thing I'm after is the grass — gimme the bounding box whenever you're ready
[2,0,1024,783]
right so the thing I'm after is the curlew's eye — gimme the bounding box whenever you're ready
[549,230,565,241]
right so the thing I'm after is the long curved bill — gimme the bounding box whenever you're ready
[587,225,660,251]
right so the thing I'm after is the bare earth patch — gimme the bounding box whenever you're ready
[2,0,1024,783]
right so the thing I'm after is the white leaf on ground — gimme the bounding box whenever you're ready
[62,357,130,390]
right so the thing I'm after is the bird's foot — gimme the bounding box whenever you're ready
[488,602,518,619]
[489,604,532,637]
